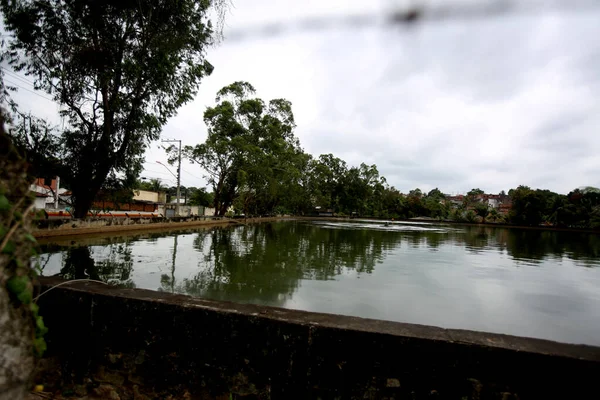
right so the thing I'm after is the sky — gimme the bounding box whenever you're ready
[6,0,600,195]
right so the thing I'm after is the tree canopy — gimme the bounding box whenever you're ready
[169,81,305,216]
[1,0,218,217]
[176,83,600,229]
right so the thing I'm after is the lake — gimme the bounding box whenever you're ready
[37,220,600,345]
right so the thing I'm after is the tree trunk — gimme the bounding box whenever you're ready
[73,192,95,219]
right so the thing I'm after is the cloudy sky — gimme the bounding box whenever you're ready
[7,0,600,194]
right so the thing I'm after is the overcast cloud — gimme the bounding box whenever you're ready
[7,0,600,194]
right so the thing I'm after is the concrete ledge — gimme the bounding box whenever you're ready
[32,216,283,238]
[36,277,600,399]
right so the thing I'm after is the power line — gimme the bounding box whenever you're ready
[2,78,56,102]
[2,68,36,87]
[181,168,204,180]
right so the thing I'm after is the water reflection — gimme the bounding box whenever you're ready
[58,243,136,288]
[36,221,600,344]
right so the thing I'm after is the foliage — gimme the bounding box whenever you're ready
[175,84,600,228]
[170,81,304,216]
[1,0,218,218]
[1,111,47,372]
[188,187,214,207]
[137,178,167,193]
[474,203,490,223]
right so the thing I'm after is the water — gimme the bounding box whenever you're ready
[37,220,600,345]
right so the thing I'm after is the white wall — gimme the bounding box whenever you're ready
[134,190,160,203]
[33,197,47,210]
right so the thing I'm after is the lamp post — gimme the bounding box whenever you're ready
[158,138,181,216]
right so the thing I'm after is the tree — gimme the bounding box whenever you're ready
[488,208,500,223]
[188,188,214,208]
[1,0,219,217]
[465,188,484,207]
[308,154,348,212]
[424,188,447,219]
[138,178,167,193]
[467,188,484,196]
[175,82,303,216]
[509,186,544,226]
[474,203,490,223]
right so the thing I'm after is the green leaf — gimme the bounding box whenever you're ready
[33,337,47,357]
[36,316,48,335]
[25,233,37,243]
[6,275,28,295]
[1,240,15,254]
[17,288,33,305]
[0,195,9,211]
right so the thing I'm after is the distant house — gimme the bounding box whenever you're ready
[446,195,464,207]
[32,192,51,210]
[486,195,502,209]
[92,189,166,213]
[30,176,70,210]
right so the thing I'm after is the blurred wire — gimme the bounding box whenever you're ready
[225,0,600,42]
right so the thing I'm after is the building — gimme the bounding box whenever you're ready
[446,195,464,207]
[30,176,71,210]
[92,189,166,213]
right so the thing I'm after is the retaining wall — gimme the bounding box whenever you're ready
[35,277,600,399]
[32,216,280,238]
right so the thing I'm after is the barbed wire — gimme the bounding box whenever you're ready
[224,0,600,42]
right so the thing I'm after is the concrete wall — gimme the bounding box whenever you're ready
[33,196,47,210]
[204,207,216,216]
[32,216,280,238]
[35,277,600,400]
[133,189,160,203]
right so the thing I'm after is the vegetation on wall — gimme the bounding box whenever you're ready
[0,112,47,399]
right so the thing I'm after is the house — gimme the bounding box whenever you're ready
[32,192,51,210]
[30,176,71,210]
[446,195,464,207]
[486,195,502,209]
[92,189,166,213]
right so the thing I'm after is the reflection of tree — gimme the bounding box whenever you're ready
[150,223,600,307]
[158,235,178,294]
[41,222,600,309]
[169,223,408,306]
[60,243,135,287]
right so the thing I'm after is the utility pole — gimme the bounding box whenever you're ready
[54,176,60,209]
[161,139,182,216]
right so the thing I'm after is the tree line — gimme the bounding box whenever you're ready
[0,1,597,229]
[166,81,600,229]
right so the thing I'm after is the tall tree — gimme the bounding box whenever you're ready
[508,186,544,226]
[1,0,219,217]
[175,82,303,216]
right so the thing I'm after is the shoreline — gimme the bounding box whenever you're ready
[32,216,285,239]
[32,215,600,240]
